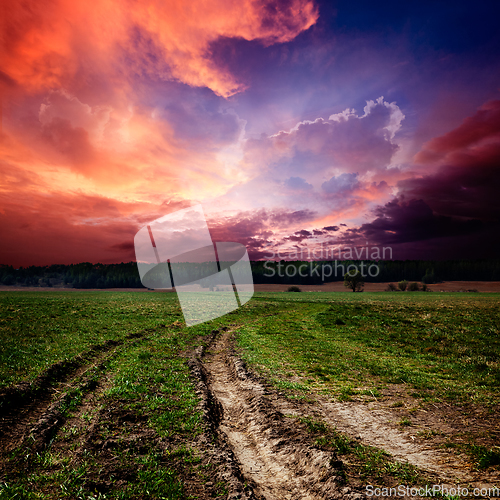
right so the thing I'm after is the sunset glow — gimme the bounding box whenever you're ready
[1,0,499,266]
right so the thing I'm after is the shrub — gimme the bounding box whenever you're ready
[422,267,437,284]
[398,280,408,291]
[422,284,429,292]
[385,283,398,291]
[1,274,15,286]
[287,285,302,292]
[407,282,420,292]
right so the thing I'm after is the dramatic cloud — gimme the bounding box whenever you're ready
[355,197,482,245]
[402,100,500,221]
[2,2,499,266]
[347,100,500,258]
[245,97,404,177]
[0,189,154,267]
[223,97,404,224]
[414,100,500,166]
[205,207,318,259]
[286,229,313,242]
[4,0,318,97]
[39,90,111,141]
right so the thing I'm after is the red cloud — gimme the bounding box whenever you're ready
[4,0,318,98]
[414,100,500,164]
[42,117,95,167]
[0,188,160,267]
[401,100,500,221]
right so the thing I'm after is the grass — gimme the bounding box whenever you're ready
[1,289,499,495]
[0,291,184,387]
[103,326,203,439]
[0,292,223,499]
[0,291,289,498]
[399,417,412,427]
[236,292,500,405]
[440,441,500,469]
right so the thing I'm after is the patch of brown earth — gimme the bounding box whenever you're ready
[253,282,500,293]
[247,372,500,490]
[196,331,367,500]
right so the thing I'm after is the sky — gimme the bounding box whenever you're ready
[1,0,500,266]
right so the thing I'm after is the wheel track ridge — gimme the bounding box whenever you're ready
[195,330,365,500]
[188,329,261,500]
[0,329,155,462]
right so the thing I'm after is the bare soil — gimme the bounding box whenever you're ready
[226,351,500,490]
[206,332,500,493]
[2,281,500,293]
[1,328,498,499]
[195,331,368,500]
[270,392,500,489]
[253,281,500,293]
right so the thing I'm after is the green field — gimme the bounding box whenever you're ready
[1,290,499,498]
[238,292,500,405]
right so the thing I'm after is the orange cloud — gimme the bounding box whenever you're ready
[3,0,318,97]
[2,87,244,202]
[0,185,166,267]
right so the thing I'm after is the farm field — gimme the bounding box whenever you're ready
[0,291,499,499]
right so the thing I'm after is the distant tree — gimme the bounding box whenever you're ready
[344,269,364,292]
[2,274,14,286]
[422,268,436,284]
[398,280,408,291]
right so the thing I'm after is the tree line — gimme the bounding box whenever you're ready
[251,259,500,285]
[0,259,499,288]
[0,262,142,289]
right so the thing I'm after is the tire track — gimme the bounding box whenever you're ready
[0,331,148,459]
[195,331,365,500]
[264,379,500,489]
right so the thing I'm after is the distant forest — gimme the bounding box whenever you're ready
[1,260,500,289]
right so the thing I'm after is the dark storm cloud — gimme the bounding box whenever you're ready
[355,197,482,245]
[404,100,500,222]
[351,100,500,257]
[206,207,317,259]
[285,229,313,242]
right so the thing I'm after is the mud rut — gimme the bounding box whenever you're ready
[0,332,147,473]
[1,327,497,498]
[195,331,499,498]
[0,338,123,455]
[195,332,364,500]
